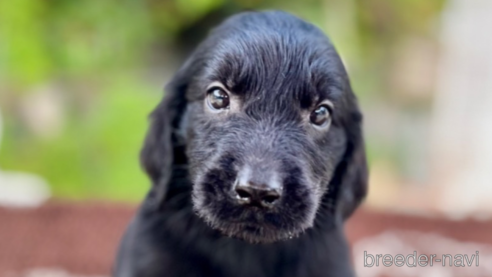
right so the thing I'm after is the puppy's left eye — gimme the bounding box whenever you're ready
[206,86,230,110]
[310,104,332,127]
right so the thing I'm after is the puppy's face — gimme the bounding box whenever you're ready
[182,15,352,243]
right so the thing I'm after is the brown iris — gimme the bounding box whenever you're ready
[310,105,331,126]
[207,87,230,110]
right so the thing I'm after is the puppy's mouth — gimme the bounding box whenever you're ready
[192,187,315,244]
[196,206,307,243]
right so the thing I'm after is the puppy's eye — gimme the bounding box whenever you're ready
[310,104,332,127]
[207,87,230,110]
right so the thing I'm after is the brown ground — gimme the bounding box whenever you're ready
[1,203,491,277]
[0,203,135,276]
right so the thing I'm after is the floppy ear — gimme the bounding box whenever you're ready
[331,91,369,220]
[140,57,198,209]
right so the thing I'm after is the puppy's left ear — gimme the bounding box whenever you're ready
[140,56,200,209]
[332,90,369,220]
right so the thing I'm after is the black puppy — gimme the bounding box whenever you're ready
[114,10,368,277]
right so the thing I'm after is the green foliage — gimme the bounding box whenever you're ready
[0,77,159,201]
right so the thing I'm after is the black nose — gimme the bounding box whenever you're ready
[234,182,281,208]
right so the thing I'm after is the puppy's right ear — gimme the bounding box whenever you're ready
[140,56,200,209]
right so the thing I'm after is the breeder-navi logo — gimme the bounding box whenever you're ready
[364,251,480,267]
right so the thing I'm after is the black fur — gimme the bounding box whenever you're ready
[114,10,368,277]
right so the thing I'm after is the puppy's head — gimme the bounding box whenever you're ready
[141,11,368,243]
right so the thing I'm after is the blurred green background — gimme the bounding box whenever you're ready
[0,0,445,202]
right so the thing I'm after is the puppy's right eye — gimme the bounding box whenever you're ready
[309,102,333,129]
[206,86,230,110]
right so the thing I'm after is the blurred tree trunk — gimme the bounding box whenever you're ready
[431,0,492,217]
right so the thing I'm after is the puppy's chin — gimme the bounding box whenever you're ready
[196,214,309,243]
[212,222,306,244]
